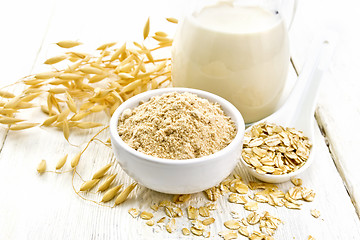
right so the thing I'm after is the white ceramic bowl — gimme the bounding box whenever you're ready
[110,87,245,194]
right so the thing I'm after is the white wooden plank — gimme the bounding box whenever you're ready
[1,0,360,239]
[290,0,360,214]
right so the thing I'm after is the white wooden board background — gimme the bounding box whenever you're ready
[0,0,360,239]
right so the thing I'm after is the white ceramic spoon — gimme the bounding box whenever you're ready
[240,34,337,183]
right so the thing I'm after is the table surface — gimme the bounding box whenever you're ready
[1,0,360,239]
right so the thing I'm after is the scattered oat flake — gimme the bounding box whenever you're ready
[224,220,241,230]
[241,218,249,226]
[205,202,217,210]
[173,194,191,203]
[284,201,301,210]
[311,209,321,218]
[146,220,155,226]
[199,206,210,217]
[235,182,249,194]
[159,200,171,207]
[228,193,247,204]
[238,225,249,237]
[302,188,316,202]
[244,201,259,211]
[205,186,222,201]
[140,211,153,220]
[190,227,203,236]
[150,203,159,212]
[128,208,140,218]
[247,212,261,225]
[219,230,238,240]
[157,217,166,223]
[203,217,215,225]
[191,219,206,231]
[187,206,199,220]
[308,236,316,240]
[182,228,190,236]
[249,231,266,240]
[166,218,176,233]
[291,177,303,186]
[203,231,211,238]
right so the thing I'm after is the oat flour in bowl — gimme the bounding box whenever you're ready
[117,92,236,160]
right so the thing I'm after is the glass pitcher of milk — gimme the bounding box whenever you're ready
[172,0,297,123]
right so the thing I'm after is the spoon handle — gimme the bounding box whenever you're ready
[276,32,337,128]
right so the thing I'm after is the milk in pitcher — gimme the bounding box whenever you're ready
[172,2,290,123]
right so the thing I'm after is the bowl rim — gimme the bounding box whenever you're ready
[109,87,245,165]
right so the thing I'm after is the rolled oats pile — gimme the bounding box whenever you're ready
[242,122,312,175]
[118,92,236,160]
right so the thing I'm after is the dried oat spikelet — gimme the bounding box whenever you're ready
[0,117,24,124]
[55,154,68,170]
[71,152,82,168]
[75,122,103,129]
[44,55,67,64]
[0,90,15,98]
[97,174,117,192]
[65,91,77,113]
[101,185,122,203]
[62,120,70,141]
[56,40,82,48]
[57,108,70,122]
[92,163,112,179]
[42,115,58,127]
[80,179,100,191]
[35,71,59,79]
[166,17,178,24]
[37,159,46,174]
[96,42,117,51]
[110,43,126,61]
[114,183,137,205]
[10,122,38,130]
[143,17,150,40]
